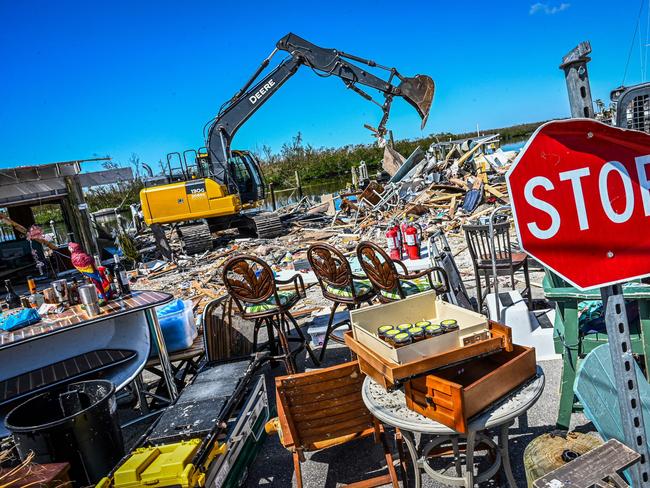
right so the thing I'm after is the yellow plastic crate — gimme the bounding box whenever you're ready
[102,439,217,488]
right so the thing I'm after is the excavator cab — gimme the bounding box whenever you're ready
[164,148,265,206]
[229,150,265,205]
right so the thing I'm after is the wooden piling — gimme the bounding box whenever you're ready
[269,182,277,211]
[295,171,303,199]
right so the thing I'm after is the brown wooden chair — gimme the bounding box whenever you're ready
[307,243,375,361]
[266,361,399,488]
[463,220,531,311]
[356,241,449,303]
[222,255,319,373]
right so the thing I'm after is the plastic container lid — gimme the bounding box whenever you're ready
[384,329,400,339]
[378,325,395,337]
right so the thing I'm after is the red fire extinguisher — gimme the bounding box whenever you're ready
[404,222,422,260]
[400,221,409,254]
[386,225,402,260]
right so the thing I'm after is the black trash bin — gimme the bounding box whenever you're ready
[4,380,124,487]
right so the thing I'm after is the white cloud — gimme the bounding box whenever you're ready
[529,2,570,15]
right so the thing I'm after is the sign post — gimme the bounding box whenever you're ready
[507,119,650,486]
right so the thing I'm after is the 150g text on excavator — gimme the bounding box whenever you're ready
[139,33,435,254]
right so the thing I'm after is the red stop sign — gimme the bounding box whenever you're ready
[506,119,650,290]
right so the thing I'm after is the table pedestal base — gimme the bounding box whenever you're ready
[398,421,517,488]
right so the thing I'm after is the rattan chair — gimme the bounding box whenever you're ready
[307,243,375,361]
[222,255,319,373]
[266,361,399,488]
[356,241,449,303]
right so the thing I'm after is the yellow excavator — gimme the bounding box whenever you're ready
[139,33,434,254]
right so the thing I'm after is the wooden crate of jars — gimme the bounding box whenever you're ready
[345,290,513,389]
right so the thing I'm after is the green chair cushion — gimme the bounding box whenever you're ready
[244,290,297,314]
[380,277,436,301]
[325,279,372,298]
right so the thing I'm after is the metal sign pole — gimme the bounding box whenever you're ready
[601,284,650,486]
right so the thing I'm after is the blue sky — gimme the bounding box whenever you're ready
[0,0,647,172]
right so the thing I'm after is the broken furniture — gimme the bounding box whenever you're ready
[356,241,449,303]
[0,290,175,437]
[404,345,537,433]
[307,243,375,361]
[523,431,603,485]
[463,220,531,311]
[532,439,640,488]
[222,255,318,374]
[143,334,204,402]
[266,361,399,488]
[574,344,650,457]
[428,230,475,310]
[543,271,650,429]
[362,369,544,488]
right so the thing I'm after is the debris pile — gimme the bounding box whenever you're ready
[131,133,521,312]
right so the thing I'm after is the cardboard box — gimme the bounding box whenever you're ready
[350,291,490,365]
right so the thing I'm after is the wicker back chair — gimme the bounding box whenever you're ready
[307,243,375,360]
[222,255,319,372]
[356,241,449,303]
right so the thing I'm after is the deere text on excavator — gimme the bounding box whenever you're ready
[139,33,434,254]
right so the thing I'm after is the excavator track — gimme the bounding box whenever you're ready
[252,212,284,239]
[178,222,213,255]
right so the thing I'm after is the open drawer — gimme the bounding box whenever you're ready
[404,344,537,433]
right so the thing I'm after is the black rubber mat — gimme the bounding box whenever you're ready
[0,349,136,406]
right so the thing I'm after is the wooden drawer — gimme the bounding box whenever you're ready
[404,345,536,433]
[344,320,513,390]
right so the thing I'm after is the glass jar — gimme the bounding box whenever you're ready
[378,325,395,339]
[408,326,425,341]
[425,324,443,337]
[384,328,400,346]
[440,319,459,332]
[393,332,412,347]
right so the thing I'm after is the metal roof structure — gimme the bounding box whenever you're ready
[0,158,132,208]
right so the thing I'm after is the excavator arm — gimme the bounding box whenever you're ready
[206,33,434,190]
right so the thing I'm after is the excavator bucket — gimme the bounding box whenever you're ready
[399,75,435,129]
